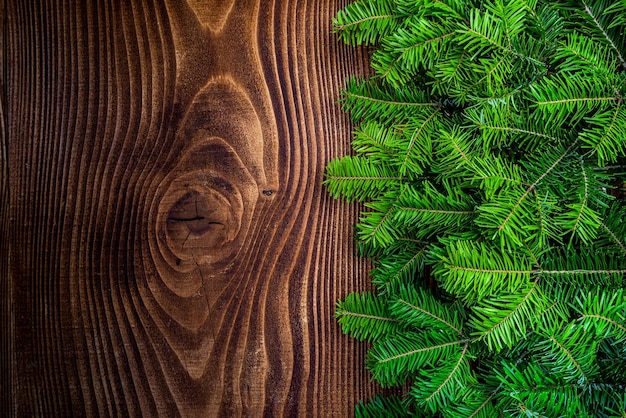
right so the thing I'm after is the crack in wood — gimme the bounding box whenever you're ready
[167,216,206,222]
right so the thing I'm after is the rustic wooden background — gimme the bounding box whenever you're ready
[1,0,385,416]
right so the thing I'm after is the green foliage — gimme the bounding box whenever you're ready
[335,291,405,342]
[355,394,411,418]
[327,0,626,415]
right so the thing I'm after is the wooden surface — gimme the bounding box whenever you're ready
[1,0,384,416]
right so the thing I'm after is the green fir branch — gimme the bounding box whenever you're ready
[370,240,429,292]
[390,286,465,335]
[333,0,400,46]
[410,344,472,413]
[325,155,402,202]
[367,331,468,387]
[354,394,411,418]
[469,282,547,351]
[582,0,626,70]
[336,292,404,342]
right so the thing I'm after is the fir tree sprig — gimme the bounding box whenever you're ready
[328,0,626,415]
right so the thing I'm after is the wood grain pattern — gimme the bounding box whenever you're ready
[2,0,387,416]
[1,1,11,416]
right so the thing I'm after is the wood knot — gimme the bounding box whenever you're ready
[166,189,234,248]
[158,166,245,271]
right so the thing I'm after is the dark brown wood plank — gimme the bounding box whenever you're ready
[3,0,384,416]
[1,0,12,416]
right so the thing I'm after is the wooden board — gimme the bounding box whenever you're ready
[1,0,386,416]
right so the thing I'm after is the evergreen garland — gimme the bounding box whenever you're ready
[327,0,626,416]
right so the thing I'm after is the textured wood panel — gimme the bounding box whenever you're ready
[2,0,383,416]
[1,1,12,416]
